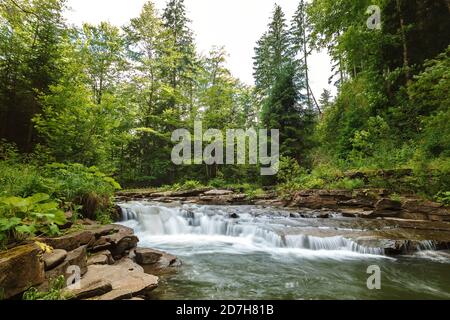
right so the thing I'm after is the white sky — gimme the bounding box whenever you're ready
[65,0,334,98]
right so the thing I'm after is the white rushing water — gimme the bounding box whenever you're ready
[118,202,386,258]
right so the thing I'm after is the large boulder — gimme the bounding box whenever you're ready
[0,243,45,299]
[82,259,158,300]
[42,231,94,252]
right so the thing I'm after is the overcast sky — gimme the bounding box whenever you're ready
[65,0,334,98]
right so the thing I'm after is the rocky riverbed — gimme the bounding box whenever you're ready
[1,188,449,300]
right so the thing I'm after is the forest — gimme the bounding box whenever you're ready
[0,0,449,246]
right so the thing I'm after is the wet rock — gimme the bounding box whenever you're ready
[0,243,45,299]
[134,247,181,275]
[43,249,67,271]
[85,259,158,300]
[134,248,163,265]
[64,279,112,300]
[43,231,94,252]
[229,213,240,219]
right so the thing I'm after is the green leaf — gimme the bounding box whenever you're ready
[0,196,31,208]
[28,193,50,204]
[47,224,61,236]
[15,224,37,235]
[0,217,22,231]
[52,210,67,226]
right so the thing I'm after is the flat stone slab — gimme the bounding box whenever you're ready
[81,259,158,300]
[64,279,112,300]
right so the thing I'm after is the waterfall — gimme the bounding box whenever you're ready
[118,202,384,255]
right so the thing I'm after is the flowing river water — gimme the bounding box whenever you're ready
[118,201,450,300]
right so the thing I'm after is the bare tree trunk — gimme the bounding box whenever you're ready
[396,0,410,82]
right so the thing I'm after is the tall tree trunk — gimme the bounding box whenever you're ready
[396,0,410,82]
[302,21,311,109]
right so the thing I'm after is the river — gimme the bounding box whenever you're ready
[118,201,450,300]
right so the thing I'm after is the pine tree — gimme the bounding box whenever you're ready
[253,5,291,96]
[319,89,332,110]
[255,3,316,168]
[289,0,312,109]
[161,0,196,114]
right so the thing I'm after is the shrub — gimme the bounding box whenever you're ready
[0,193,67,246]
[22,276,68,300]
[208,177,228,188]
[435,191,450,206]
[42,163,121,202]
[328,178,365,190]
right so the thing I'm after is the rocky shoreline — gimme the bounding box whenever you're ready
[0,222,180,300]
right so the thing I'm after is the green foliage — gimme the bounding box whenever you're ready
[208,177,228,189]
[328,178,365,191]
[277,156,303,184]
[0,193,66,245]
[22,276,67,300]
[389,193,402,202]
[435,192,450,206]
[43,163,121,202]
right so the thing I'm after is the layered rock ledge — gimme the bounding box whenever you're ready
[116,188,450,222]
[0,222,180,300]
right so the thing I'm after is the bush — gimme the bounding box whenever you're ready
[0,193,67,246]
[22,276,68,300]
[42,163,121,201]
[435,191,450,206]
[328,178,365,190]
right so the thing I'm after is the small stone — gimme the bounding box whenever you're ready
[43,249,67,270]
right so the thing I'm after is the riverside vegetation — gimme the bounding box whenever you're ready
[0,0,449,300]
